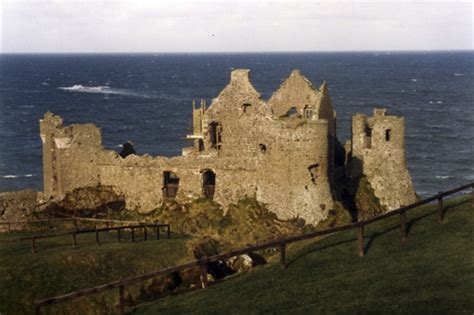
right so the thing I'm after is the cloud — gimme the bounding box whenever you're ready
[1,0,472,52]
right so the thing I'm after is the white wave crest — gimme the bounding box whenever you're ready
[453,73,464,76]
[58,85,150,98]
[2,174,36,179]
[435,175,452,179]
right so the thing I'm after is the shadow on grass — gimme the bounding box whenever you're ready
[286,237,357,268]
[405,198,471,234]
[286,199,471,267]
[443,198,471,212]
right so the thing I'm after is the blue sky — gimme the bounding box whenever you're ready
[1,0,472,53]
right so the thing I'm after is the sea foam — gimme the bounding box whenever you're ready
[58,85,150,98]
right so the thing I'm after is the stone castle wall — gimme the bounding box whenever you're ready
[350,109,417,209]
[36,69,416,225]
[37,69,337,224]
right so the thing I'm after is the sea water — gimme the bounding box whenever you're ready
[0,52,472,196]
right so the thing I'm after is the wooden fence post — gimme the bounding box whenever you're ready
[131,228,135,242]
[95,229,100,245]
[7,222,11,233]
[72,233,77,248]
[73,219,78,231]
[156,227,160,240]
[400,211,407,241]
[280,243,287,269]
[31,237,36,254]
[117,228,121,243]
[199,263,208,289]
[167,225,171,239]
[437,193,444,223]
[357,225,364,257]
[143,226,148,241]
[119,285,125,315]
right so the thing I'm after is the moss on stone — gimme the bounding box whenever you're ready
[316,201,353,230]
[354,176,387,220]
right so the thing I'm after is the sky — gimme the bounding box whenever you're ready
[1,0,472,53]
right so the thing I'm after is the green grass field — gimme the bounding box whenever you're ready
[0,228,192,314]
[132,195,473,314]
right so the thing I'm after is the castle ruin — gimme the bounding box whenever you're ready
[39,69,416,225]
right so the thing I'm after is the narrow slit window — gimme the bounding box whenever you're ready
[365,125,372,149]
[303,105,313,119]
[198,139,204,151]
[242,103,252,113]
[308,164,319,184]
[259,144,267,153]
[385,129,391,141]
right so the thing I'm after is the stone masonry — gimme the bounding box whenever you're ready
[38,69,416,225]
[349,109,417,209]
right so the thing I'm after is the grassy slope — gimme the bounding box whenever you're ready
[0,229,192,315]
[133,195,473,314]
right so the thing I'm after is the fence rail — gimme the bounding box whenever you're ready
[34,182,474,314]
[0,217,171,253]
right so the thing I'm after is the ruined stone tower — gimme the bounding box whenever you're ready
[40,113,101,200]
[267,70,336,188]
[349,109,417,209]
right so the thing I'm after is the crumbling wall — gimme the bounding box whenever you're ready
[97,150,257,214]
[350,109,416,210]
[203,69,273,158]
[268,70,336,188]
[0,189,38,230]
[40,112,102,200]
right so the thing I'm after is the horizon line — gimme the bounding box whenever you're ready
[1,49,473,55]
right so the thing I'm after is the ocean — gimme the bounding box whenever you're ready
[0,52,472,196]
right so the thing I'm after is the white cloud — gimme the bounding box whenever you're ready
[1,0,472,52]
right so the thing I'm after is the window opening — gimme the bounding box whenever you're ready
[209,122,222,150]
[364,125,372,149]
[198,139,204,151]
[308,164,319,184]
[163,171,180,199]
[303,105,313,119]
[285,107,298,117]
[202,169,216,199]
